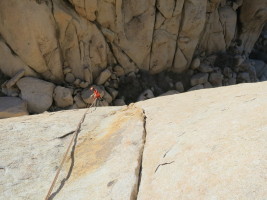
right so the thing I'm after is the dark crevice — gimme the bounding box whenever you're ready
[218,9,227,49]
[48,131,79,200]
[172,0,177,17]
[171,0,186,69]
[92,21,120,65]
[92,19,138,69]
[235,5,243,39]
[48,112,87,200]
[62,0,75,10]
[113,42,138,66]
[135,109,147,199]
[148,4,157,71]
[0,34,17,56]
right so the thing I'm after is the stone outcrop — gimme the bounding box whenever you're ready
[0,0,267,113]
[0,97,28,118]
[136,82,267,200]
[0,0,266,82]
[1,82,267,199]
[17,77,55,113]
[0,105,145,200]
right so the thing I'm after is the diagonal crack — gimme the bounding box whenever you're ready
[135,108,147,200]
[57,131,75,139]
[154,161,175,173]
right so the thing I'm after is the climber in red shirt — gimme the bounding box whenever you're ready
[90,87,103,101]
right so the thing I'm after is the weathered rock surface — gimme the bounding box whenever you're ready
[1,82,267,199]
[53,86,74,108]
[137,82,267,200]
[96,69,112,85]
[0,97,28,118]
[0,105,145,200]
[0,0,266,81]
[17,77,55,113]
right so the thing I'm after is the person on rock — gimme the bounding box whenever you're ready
[90,86,104,102]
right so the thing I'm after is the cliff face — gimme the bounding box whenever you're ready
[0,0,266,81]
[0,0,267,114]
[1,82,267,199]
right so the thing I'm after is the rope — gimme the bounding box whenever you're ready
[45,99,98,200]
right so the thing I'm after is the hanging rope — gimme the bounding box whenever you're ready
[45,99,98,200]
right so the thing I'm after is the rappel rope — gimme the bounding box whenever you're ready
[45,98,98,200]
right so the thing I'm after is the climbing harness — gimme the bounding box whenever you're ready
[45,98,98,200]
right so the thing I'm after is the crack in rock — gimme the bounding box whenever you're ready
[154,161,175,173]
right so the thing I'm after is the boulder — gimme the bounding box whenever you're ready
[228,77,237,85]
[223,67,233,78]
[209,72,224,86]
[198,64,213,73]
[53,86,74,108]
[175,82,184,93]
[138,89,154,101]
[190,73,209,86]
[238,72,251,82]
[106,87,118,100]
[79,81,90,89]
[253,59,267,79]
[81,89,94,104]
[190,58,201,70]
[234,55,245,67]
[74,94,87,108]
[74,79,82,86]
[96,69,112,85]
[81,85,106,105]
[17,77,55,113]
[65,73,75,83]
[0,97,28,119]
[113,65,125,77]
[103,89,113,104]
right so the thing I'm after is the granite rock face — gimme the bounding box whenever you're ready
[137,82,267,200]
[0,0,266,113]
[0,0,266,82]
[0,105,145,200]
[1,82,267,199]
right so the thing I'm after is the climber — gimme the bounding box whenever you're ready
[90,86,103,101]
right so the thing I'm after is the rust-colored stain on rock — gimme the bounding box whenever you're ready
[64,106,143,181]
